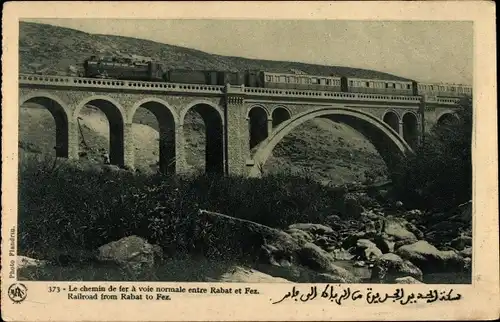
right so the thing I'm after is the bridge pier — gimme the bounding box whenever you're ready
[267,118,273,137]
[225,86,249,176]
[123,123,135,170]
[398,121,404,137]
[68,119,79,160]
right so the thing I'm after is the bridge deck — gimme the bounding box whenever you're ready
[19,73,460,105]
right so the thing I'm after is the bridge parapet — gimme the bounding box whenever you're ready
[243,86,422,103]
[19,74,225,94]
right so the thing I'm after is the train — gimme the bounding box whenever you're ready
[82,55,472,98]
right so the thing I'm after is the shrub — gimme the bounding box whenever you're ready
[391,97,472,211]
[18,157,347,261]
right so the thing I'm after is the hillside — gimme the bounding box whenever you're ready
[19,21,389,183]
[19,21,411,81]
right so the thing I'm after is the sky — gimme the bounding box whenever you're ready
[23,19,473,85]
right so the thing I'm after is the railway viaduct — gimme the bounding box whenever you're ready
[18,74,463,177]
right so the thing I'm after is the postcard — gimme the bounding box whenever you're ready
[2,1,498,321]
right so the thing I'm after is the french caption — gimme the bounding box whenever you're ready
[48,285,260,301]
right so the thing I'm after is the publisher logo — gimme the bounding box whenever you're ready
[8,283,27,303]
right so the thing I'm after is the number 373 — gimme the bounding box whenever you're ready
[48,286,61,293]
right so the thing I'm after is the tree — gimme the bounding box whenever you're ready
[392,96,472,211]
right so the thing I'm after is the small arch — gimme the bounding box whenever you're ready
[246,104,271,119]
[249,106,413,178]
[402,112,419,150]
[248,106,269,149]
[74,96,126,166]
[131,100,177,174]
[436,112,459,128]
[20,93,70,158]
[129,98,180,125]
[383,110,400,134]
[181,101,224,174]
[272,107,291,128]
[179,100,224,127]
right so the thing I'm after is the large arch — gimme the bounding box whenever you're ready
[383,110,400,134]
[74,96,126,166]
[180,101,224,174]
[131,99,178,174]
[272,107,291,129]
[249,106,413,178]
[402,112,419,150]
[248,106,269,149]
[19,93,70,158]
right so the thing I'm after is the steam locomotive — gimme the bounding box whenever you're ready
[82,55,472,98]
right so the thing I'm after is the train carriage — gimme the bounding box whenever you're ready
[344,77,415,96]
[417,82,472,98]
[261,71,342,92]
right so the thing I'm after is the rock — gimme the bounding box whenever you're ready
[354,261,366,267]
[17,255,48,269]
[297,243,335,271]
[405,222,424,240]
[395,276,423,284]
[219,266,291,283]
[450,236,472,251]
[395,201,404,208]
[396,240,466,274]
[356,239,377,249]
[288,223,334,235]
[324,214,344,230]
[362,209,380,220]
[384,219,418,243]
[394,239,418,251]
[329,248,355,261]
[341,231,366,250]
[370,253,423,283]
[370,235,393,254]
[286,228,314,246]
[97,236,155,277]
[364,247,383,261]
[196,210,301,264]
[459,247,472,258]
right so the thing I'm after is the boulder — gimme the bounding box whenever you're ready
[395,276,423,284]
[364,247,383,261]
[459,247,472,258]
[196,210,301,263]
[286,228,314,246]
[450,235,472,251]
[219,266,291,283]
[370,253,423,283]
[384,219,418,243]
[329,248,355,261]
[97,236,155,277]
[288,223,334,235]
[295,242,359,282]
[356,239,377,249]
[297,242,336,271]
[395,240,466,274]
[17,255,48,269]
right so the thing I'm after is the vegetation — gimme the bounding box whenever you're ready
[392,97,473,211]
[18,154,348,263]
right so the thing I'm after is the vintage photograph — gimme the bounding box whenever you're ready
[16,18,475,284]
[2,2,498,320]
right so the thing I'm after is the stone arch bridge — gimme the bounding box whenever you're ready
[18,74,462,177]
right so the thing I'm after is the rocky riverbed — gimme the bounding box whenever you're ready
[18,193,472,284]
